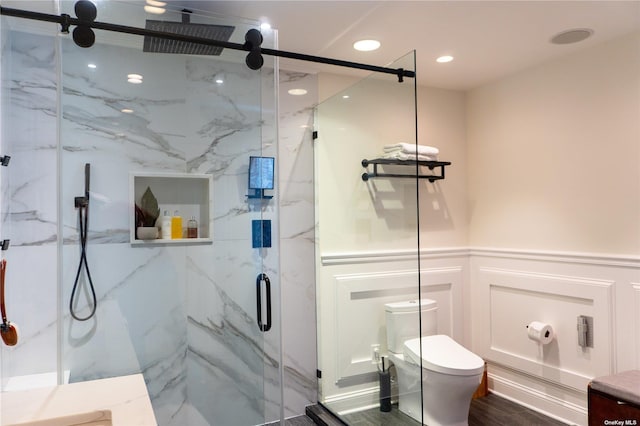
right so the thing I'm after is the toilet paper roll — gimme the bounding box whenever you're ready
[527,321,554,344]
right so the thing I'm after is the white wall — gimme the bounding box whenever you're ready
[416,86,468,249]
[316,74,469,252]
[467,32,640,255]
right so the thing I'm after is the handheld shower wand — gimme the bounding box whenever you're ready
[70,163,97,321]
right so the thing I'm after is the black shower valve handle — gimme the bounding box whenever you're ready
[75,162,91,208]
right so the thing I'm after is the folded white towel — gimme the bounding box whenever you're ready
[381,151,438,162]
[383,143,439,157]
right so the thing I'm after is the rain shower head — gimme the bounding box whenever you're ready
[143,10,235,56]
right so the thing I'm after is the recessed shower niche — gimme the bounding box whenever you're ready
[130,172,213,244]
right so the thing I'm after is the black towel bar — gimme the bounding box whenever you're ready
[361,158,451,182]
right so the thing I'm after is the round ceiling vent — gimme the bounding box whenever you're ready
[550,28,594,45]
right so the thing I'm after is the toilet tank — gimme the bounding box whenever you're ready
[385,299,438,354]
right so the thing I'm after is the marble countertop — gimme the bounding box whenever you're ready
[1,374,157,426]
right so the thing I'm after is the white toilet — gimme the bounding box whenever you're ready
[385,299,484,426]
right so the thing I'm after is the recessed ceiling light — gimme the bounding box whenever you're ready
[127,73,143,84]
[121,108,134,113]
[146,0,166,6]
[288,88,307,96]
[353,39,380,52]
[144,5,165,14]
[215,79,224,84]
[436,55,454,63]
[342,95,350,99]
[550,28,593,45]
[87,63,97,69]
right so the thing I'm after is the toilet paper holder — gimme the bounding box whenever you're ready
[526,321,554,344]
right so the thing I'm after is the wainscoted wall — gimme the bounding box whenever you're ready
[471,249,640,425]
[462,32,640,425]
[317,249,468,413]
[318,248,639,425]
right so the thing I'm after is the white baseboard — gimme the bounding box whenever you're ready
[489,368,587,425]
[322,386,379,415]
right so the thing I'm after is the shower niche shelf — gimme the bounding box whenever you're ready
[361,158,451,182]
[130,172,213,245]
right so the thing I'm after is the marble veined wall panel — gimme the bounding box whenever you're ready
[1,25,319,425]
[59,35,280,426]
[59,39,193,426]
[186,242,269,426]
[1,31,58,389]
[2,28,279,426]
[4,32,58,247]
[60,38,189,245]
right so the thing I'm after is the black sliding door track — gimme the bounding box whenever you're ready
[0,4,415,82]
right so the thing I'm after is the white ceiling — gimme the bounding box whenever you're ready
[175,1,640,90]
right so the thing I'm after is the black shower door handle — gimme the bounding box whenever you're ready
[256,273,271,332]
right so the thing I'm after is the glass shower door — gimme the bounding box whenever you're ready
[314,51,421,424]
[55,1,281,425]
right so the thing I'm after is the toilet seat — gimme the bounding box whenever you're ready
[403,335,484,376]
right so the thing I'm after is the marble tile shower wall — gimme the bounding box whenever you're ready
[1,31,59,387]
[1,29,318,425]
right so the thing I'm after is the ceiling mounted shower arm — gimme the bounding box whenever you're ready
[0,3,415,81]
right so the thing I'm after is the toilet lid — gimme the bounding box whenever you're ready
[403,335,485,376]
[384,299,437,313]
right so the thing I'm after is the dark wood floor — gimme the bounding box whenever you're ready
[468,394,567,425]
[304,394,568,425]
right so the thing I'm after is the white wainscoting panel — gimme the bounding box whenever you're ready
[477,267,614,391]
[334,267,462,384]
[471,249,639,424]
[318,250,466,412]
[319,248,639,422]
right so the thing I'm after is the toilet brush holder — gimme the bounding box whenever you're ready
[379,357,391,412]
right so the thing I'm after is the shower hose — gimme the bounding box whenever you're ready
[69,199,97,321]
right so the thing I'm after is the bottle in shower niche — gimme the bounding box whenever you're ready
[171,210,183,239]
[161,210,172,240]
[187,216,198,238]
